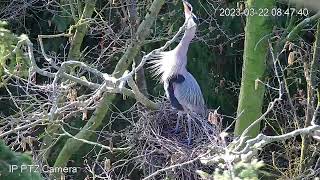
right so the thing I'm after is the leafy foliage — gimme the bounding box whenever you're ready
[0,21,29,85]
[197,159,264,180]
[0,140,43,180]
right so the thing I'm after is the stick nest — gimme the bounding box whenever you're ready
[120,99,224,179]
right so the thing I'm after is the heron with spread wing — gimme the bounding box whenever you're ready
[149,0,206,145]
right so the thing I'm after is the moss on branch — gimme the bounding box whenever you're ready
[52,0,165,177]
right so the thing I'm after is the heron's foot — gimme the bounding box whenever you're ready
[182,138,193,146]
[170,127,180,134]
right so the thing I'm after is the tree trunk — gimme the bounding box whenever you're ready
[40,0,97,164]
[52,0,165,178]
[235,0,275,137]
[300,19,320,173]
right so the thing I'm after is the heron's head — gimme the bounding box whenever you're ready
[183,1,198,30]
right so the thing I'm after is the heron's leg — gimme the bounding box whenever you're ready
[172,111,183,133]
[186,113,193,145]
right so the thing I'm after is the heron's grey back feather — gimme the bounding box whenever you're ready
[174,72,206,116]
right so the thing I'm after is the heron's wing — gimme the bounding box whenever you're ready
[165,75,184,111]
[170,74,185,83]
[174,72,206,115]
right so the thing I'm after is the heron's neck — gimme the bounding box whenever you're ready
[175,27,196,55]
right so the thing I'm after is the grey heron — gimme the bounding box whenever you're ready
[149,0,206,145]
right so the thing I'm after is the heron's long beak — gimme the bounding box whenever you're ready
[183,1,192,18]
